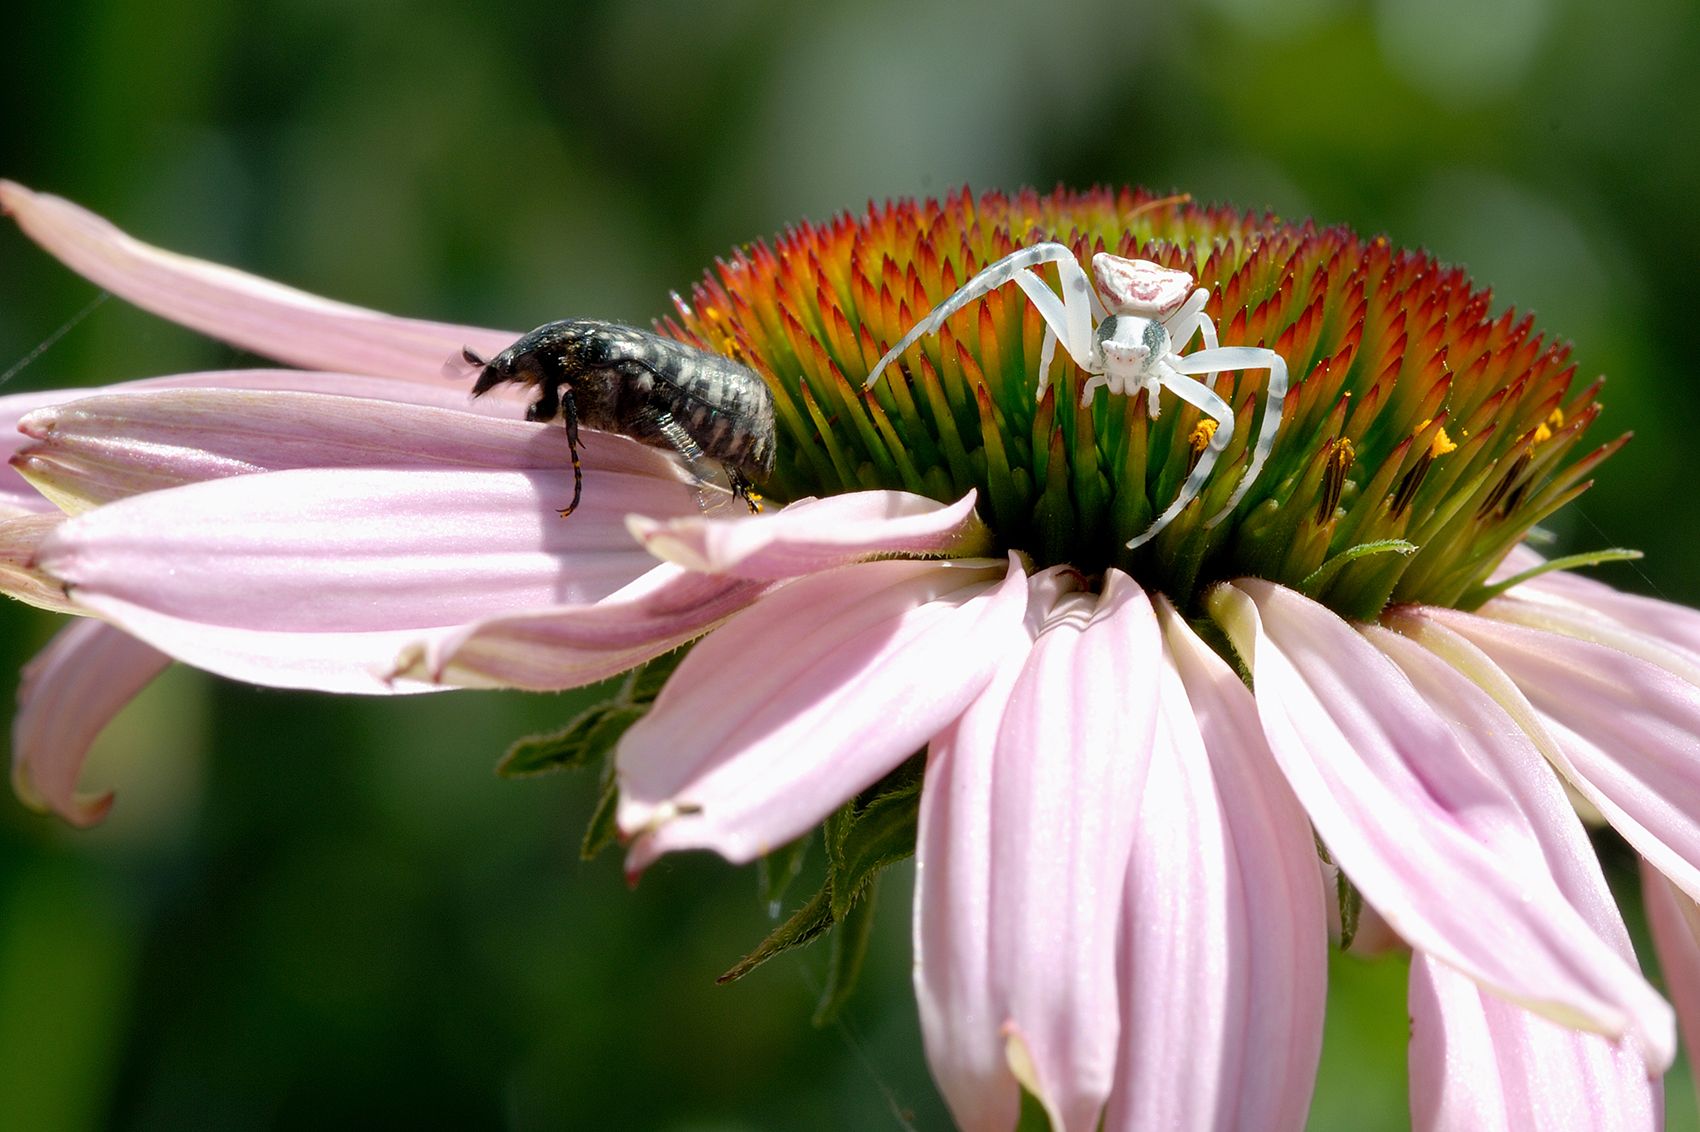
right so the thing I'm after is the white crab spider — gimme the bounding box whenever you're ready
[862,241,1288,549]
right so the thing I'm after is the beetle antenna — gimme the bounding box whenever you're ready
[442,345,488,382]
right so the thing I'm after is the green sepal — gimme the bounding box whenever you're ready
[580,762,621,861]
[1309,832,1361,950]
[718,885,835,985]
[812,877,879,1026]
[1015,1086,1054,1132]
[826,760,923,921]
[495,649,685,778]
[1459,547,1643,608]
[628,648,685,701]
[1336,869,1362,952]
[498,704,645,779]
[758,834,812,908]
[720,755,926,1012]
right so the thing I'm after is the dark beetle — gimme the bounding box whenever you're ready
[464,319,776,516]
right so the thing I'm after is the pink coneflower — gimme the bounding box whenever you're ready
[6,181,1700,1129]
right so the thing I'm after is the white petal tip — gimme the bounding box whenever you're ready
[385,642,443,686]
[624,514,716,573]
[12,764,116,829]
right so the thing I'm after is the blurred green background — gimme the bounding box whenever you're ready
[3,0,1699,1128]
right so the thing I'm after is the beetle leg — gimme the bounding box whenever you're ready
[725,467,763,513]
[556,389,584,518]
[527,381,562,424]
[642,408,722,512]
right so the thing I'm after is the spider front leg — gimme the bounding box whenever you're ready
[1030,250,1108,400]
[1125,364,1235,549]
[1162,287,1217,353]
[861,241,1102,394]
[1167,345,1289,524]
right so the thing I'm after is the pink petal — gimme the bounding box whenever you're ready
[1,389,79,514]
[1490,544,1700,662]
[917,569,1161,1132]
[1409,955,1660,1131]
[2,367,522,515]
[1102,602,1326,1132]
[913,639,1028,1132]
[616,555,1030,870]
[1643,860,1700,1116]
[0,513,76,613]
[12,618,171,826]
[1379,614,1652,957]
[391,563,771,691]
[1489,542,1543,581]
[627,490,990,578]
[1420,601,1700,907]
[1510,567,1700,665]
[15,385,687,510]
[397,490,999,691]
[1378,614,1672,1113]
[1212,581,1673,1066]
[2,181,516,380]
[35,466,685,691]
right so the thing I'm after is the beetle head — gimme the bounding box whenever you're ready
[470,321,588,395]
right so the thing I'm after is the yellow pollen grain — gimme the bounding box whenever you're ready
[1189,419,1218,453]
[1416,418,1456,458]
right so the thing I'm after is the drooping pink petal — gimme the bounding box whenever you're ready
[1492,546,1700,661]
[0,513,76,613]
[1,181,515,380]
[627,490,989,578]
[15,385,687,510]
[1377,614,1669,1118]
[913,632,1030,1132]
[617,555,1030,871]
[1,367,522,515]
[2,389,82,515]
[1418,601,1700,907]
[402,490,996,690]
[1642,860,1700,1116]
[917,569,1160,1132]
[1408,955,1661,1132]
[1212,580,1673,1066]
[35,465,689,691]
[12,618,171,826]
[1102,602,1326,1132]
[391,563,771,691]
